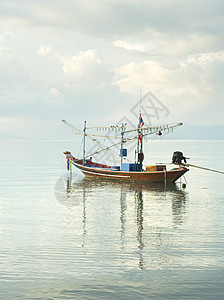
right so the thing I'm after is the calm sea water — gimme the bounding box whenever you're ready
[0,140,224,299]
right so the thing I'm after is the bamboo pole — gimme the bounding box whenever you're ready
[157,162,224,175]
[181,163,224,175]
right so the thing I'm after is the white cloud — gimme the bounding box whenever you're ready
[113,31,223,59]
[113,40,148,53]
[37,45,52,56]
[58,49,113,88]
[115,51,224,124]
[158,34,223,57]
[49,87,61,97]
[116,50,224,95]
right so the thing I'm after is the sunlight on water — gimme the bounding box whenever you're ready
[0,140,224,299]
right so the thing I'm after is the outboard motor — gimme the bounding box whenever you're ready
[172,151,188,164]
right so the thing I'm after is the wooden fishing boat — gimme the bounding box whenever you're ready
[63,155,188,183]
[63,115,189,183]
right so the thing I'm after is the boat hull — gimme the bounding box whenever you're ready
[71,161,188,183]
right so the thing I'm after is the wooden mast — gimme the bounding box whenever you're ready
[83,121,86,165]
[120,123,125,167]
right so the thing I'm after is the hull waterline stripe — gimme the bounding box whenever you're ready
[81,169,131,178]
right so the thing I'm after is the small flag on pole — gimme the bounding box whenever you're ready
[139,114,144,128]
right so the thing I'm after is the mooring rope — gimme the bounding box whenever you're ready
[157,162,224,175]
[181,163,224,175]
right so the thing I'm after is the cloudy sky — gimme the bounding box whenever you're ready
[0,0,224,139]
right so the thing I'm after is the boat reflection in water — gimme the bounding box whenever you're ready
[55,173,188,270]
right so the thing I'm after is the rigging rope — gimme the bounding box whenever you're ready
[62,119,183,161]
[158,162,224,175]
[181,163,224,175]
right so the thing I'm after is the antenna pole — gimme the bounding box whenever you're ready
[83,121,86,165]
[120,123,125,167]
[139,89,142,113]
